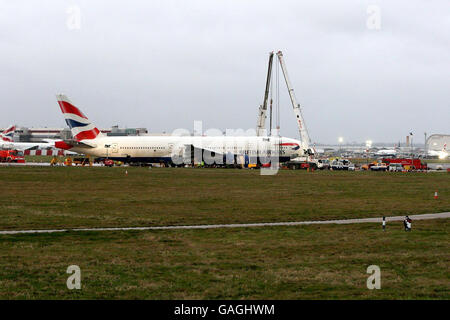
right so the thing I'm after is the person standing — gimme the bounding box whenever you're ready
[406,216,412,231]
[382,216,386,231]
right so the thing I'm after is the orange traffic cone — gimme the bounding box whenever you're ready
[125,170,128,176]
[434,190,438,199]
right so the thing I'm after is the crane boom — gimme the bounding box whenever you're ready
[256,52,274,136]
[276,51,313,155]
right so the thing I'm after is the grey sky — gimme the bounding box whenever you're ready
[0,0,449,144]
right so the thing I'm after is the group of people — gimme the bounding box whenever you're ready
[382,216,412,231]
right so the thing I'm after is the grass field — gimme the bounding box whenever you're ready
[348,157,450,165]
[24,155,450,164]
[0,220,448,299]
[0,167,448,299]
[24,155,56,163]
[0,167,449,230]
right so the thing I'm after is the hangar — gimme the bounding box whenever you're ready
[426,134,449,152]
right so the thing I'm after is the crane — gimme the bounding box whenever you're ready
[276,51,314,156]
[256,51,274,136]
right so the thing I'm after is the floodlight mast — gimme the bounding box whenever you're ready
[256,51,274,136]
[276,51,313,155]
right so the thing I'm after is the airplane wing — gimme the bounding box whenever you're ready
[178,143,247,165]
[64,139,97,148]
[187,142,284,165]
[192,143,238,160]
[41,139,58,144]
[18,145,41,151]
[5,144,41,151]
[77,140,97,148]
[55,139,97,149]
[187,139,288,163]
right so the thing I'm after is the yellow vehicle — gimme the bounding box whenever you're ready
[73,157,92,166]
[362,161,380,170]
[50,156,59,166]
[64,157,73,166]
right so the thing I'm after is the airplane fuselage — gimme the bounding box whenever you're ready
[375,149,397,157]
[67,135,304,164]
[0,141,54,151]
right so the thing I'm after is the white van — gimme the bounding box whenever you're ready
[389,163,403,172]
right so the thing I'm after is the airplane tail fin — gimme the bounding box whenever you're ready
[1,125,15,142]
[56,94,102,141]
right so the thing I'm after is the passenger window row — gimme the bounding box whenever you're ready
[120,146,165,149]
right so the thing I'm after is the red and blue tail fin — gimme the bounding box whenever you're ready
[1,125,15,142]
[56,94,102,141]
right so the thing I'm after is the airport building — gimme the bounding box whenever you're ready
[1,125,148,142]
[426,134,450,152]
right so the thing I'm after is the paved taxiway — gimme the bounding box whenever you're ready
[0,212,448,235]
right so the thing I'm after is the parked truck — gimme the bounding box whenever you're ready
[382,158,428,171]
[285,156,319,170]
[0,150,25,163]
[370,162,388,171]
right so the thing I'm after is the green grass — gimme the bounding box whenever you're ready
[24,155,55,163]
[0,167,448,299]
[0,220,448,299]
[424,159,450,164]
[0,167,448,230]
[346,158,450,165]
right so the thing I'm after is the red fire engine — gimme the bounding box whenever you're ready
[382,158,427,171]
[0,150,25,163]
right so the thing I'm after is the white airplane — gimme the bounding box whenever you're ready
[428,144,448,159]
[0,125,56,150]
[54,94,306,166]
[375,148,398,157]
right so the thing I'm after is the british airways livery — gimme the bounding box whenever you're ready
[0,125,56,151]
[55,94,307,166]
[1,125,15,142]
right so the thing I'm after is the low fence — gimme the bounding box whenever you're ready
[24,149,69,156]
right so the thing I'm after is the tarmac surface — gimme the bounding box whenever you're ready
[0,212,448,235]
[2,162,449,171]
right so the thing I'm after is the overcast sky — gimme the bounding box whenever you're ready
[0,0,449,144]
